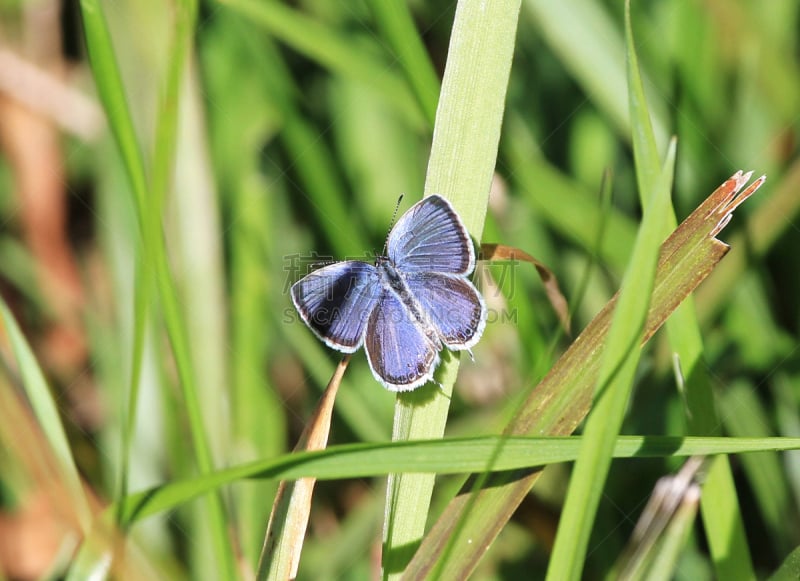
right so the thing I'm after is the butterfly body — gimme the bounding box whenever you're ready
[375,256,442,349]
[291,195,486,391]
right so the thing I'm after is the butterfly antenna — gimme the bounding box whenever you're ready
[381,194,404,256]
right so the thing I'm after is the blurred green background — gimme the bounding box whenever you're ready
[1,0,799,579]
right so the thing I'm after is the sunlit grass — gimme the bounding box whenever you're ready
[0,1,799,579]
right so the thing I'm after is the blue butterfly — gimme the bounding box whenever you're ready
[291,195,487,391]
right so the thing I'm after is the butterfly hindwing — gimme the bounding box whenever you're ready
[387,195,475,275]
[364,290,439,391]
[405,272,486,350]
[290,261,380,352]
[291,195,486,392]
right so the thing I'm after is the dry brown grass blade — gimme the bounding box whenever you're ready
[403,171,765,579]
[256,355,350,580]
[480,243,571,334]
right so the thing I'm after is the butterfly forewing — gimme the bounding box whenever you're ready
[405,272,486,350]
[291,194,487,392]
[388,195,475,275]
[364,290,439,391]
[290,261,380,352]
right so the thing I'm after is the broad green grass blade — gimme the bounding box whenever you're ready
[623,3,754,576]
[382,1,520,577]
[79,1,155,531]
[116,259,149,527]
[625,1,661,206]
[0,299,91,530]
[169,60,236,581]
[545,139,676,581]
[151,0,197,210]
[404,171,764,579]
[80,0,154,534]
[151,193,235,580]
[117,435,800,524]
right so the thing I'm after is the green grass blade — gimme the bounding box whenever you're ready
[116,0,199,533]
[218,0,424,129]
[151,0,197,208]
[79,1,235,577]
[504,122,638,271]
[79,0,153,533]
[78,0,148,219]
[382,1,520,577]
[117,435,800,524]
[404,171,764,580]
[367,0,440,125]
[545,139,676,581]
[200,15,289,562]
[79,0,154,528]
[166,42,239,581]
[525,0,668,148]
[624,3,754,576]
[769,545,800,581]
[116,260,149,526]
[0,299,91,530]
[625,1,661,207]
[152,237,236,578]
[720,381,797,558]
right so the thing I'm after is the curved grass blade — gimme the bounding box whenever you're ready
[0,299,91,530]
[545,137,677,581]
[116,435,800,525]
[623,2,754,576]
[79,1,235,577]
[480,243,570,334]
[403,171,766,579]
